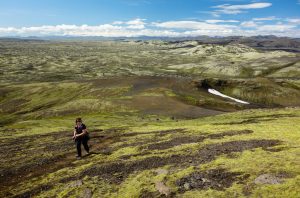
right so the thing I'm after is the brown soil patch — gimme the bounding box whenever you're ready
[10,185,52,198]
[208,130,253,139]
[123,95,222,119]
[247,114,297,119]
[146,130,253,150]
[216,114,298,125]
[147,136,205,150]
[122,128,186,138]
[80,139,280,184]
[91,76,224,118]
[176,168,248,192]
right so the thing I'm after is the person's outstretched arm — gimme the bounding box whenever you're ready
[73,128,77,140]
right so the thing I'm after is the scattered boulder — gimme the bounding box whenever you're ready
[254,174,283,185]
[81,188,93,198]
[183,183,191,190]
[155,169,169,175]
[155,181,171,196]
[176,169,243,192]
[67,180,83,188]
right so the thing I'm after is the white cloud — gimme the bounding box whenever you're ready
[205,19,239,24]
[0,18,300,38]
[126,18,146,29]
[212,2,272,15]
[256,24,296,32]
[286,18,300,24]
[253,16,277,21]
[112,18,146,29]
[241,21,258,28]
[152,21,237,31]
[213,3,272,10]
[112,21,123,25]
[126,18,146,25]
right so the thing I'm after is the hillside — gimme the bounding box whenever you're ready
[0,39,300,198]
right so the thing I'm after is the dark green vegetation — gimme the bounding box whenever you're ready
[1,39,300,83]
[0,39,300,197]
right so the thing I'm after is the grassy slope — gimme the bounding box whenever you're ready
[0,40,300,198]
[1,79,300,198]
[1,107,299,198]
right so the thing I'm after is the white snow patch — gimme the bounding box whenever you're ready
[208,89,250,104]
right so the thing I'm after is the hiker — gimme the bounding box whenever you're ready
[73,118,90,159]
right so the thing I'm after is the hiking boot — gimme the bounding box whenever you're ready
[76,155,82,160]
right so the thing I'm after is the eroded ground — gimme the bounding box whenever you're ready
[1,108,300,198]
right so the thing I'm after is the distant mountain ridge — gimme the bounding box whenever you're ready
[1,35,300,52]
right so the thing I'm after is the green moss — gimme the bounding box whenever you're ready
[110,170,156,198]
[1,39,299,197]
[2,107,300,197]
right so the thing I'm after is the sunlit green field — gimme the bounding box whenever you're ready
[0,39,300,198]
[1,106,300,197]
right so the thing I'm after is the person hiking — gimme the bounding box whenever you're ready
[73,118,90,159]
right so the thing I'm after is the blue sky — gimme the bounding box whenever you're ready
[0,0,300,37]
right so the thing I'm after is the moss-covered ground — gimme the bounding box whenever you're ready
[0,40,300,198]
[1,105,299,198]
